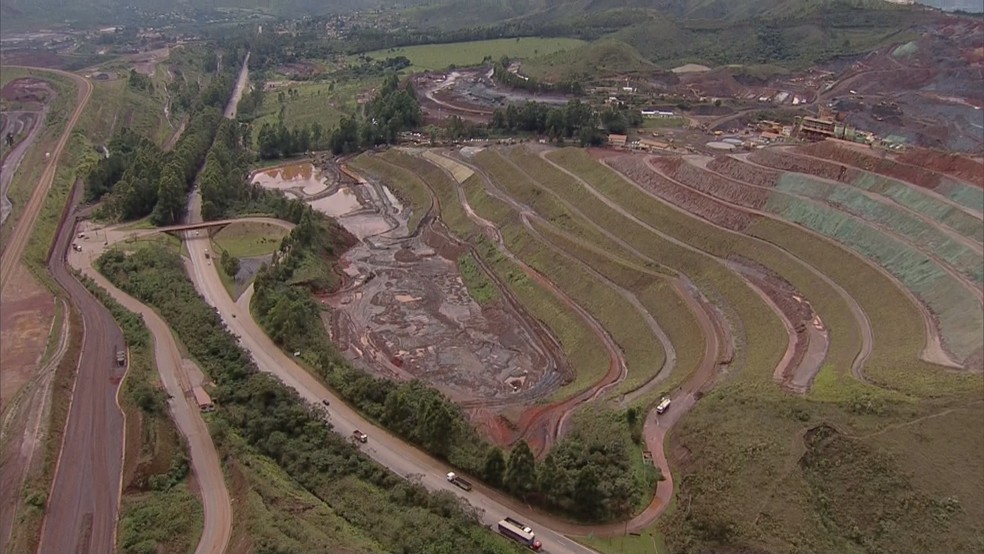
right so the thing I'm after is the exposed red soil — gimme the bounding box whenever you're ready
[0,264,55,409]
[706,155,781,187]
[727,255,824,393]
[897,147,984,187]
[606,154,758,231]
[650,156,771,210]
[0,78,55,105]
[750,148,864,185]
[799,141,955,191]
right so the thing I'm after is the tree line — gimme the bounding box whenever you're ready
[490,100,607,145]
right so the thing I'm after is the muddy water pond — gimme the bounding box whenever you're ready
[252,162,362,216]
[252,162,326,193]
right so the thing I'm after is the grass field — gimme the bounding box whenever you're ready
[531,147,983,553]
[457,252,498,305]
[212,221,287,259]
[251,79,373,148]
[361,37,586,72]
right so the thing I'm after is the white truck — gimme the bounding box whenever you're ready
[656,397,671,414]
[446,472,472,491]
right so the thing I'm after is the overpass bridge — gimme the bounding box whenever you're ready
[110,217,295,241]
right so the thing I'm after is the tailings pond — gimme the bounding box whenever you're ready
[252,161,565,409]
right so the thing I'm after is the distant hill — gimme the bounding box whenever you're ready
[520,39,659,82]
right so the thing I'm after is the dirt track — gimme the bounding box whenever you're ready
[0,66,91,292]
[37,182,126,554]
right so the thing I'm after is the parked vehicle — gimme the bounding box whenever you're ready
[656,396,671,414]
[352,430,368,443]
[192,386,214,412]
[446,472,472,491]
[497,518,541,550]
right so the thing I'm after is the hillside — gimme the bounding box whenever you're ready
[520,39,658,82]
[400,0,937,70]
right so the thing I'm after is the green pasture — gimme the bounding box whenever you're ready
[251,79,369,147]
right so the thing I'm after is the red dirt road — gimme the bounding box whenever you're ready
[0,66,91,292]
[38,181,126,554]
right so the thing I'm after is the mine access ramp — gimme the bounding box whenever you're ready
[497,517,542,550]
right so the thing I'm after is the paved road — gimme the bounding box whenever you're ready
[38,182,125,554]
[68,220,232,554]
[0,66,92,292]
[1,111,44,227]
[223,52,250,120]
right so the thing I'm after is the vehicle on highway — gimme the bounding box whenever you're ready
[656,397,672,414]
[321,399,330,406]
[446,472,472,491]
[352,430,368,443]
[497,518,542,551]
[204,249,210,259]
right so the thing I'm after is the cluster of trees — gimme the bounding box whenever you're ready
[91,44,251,224]
[99,109,222,224]
[97,244,524,553]
[256,121,326,159]
[198,119,248,221]
[490,100,605,145]
[127,69,154,92]
[475,415,651,520]
[328,73,421,154]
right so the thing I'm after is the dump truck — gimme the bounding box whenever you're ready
[446,472,472,491]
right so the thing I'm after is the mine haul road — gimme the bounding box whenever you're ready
[0,67,90,290]
[38,182,126,554]
[0,66,131,554]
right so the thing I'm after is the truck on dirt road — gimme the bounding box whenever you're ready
[446,472,472,491]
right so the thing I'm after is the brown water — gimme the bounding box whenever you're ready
[251,162,325,191]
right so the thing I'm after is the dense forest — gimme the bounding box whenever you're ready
[84,46,246,224]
